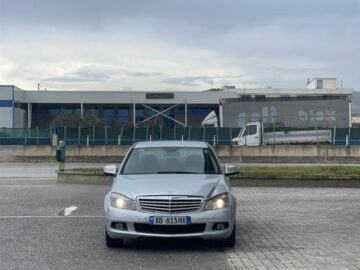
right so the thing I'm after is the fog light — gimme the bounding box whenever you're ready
[115,223,124,230]
[111,222,127,231]
[212,222,229,231]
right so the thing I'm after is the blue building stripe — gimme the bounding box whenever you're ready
[0,100,13,107]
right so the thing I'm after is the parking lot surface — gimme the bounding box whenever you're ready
[0,181,359,270]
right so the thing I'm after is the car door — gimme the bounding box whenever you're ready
[242,124,259,146]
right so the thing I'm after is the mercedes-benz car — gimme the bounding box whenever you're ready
[104,141,238,248]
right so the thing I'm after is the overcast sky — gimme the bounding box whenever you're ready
[0,0,359,91]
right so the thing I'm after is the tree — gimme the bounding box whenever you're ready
[51,112,105,127]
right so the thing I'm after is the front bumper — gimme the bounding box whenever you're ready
[105,206,235,240]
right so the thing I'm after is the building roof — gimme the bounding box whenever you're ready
[0,82,354,105]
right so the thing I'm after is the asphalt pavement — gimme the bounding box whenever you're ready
[1,179,360,270]
[0,182,229,270]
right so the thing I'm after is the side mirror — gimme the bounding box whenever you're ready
[104,164,117,176]
[224,164,239,176]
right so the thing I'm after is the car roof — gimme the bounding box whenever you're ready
[134,141,209,149]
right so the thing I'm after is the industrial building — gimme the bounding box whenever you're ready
[0,78,353,128]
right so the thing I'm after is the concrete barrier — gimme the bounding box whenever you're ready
[3,144,360,164]
[58,169,113,185]
[57,169,360,187]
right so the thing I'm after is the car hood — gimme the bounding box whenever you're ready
[112,174,226,200]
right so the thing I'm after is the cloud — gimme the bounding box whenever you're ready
[0,0,359,91]
[128,72,164,77]
[162,75,244,87]
[44,65,117,82]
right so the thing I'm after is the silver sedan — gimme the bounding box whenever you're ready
[104,141,238,248]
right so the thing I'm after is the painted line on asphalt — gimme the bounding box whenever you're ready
[58,206,78,216]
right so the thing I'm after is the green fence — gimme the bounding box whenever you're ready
[0,126,358,146]
[54,127,242,146]
[0,127,52,145]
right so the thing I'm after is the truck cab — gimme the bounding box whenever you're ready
[232,122,261,146]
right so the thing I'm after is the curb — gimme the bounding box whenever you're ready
[57,171,360,187]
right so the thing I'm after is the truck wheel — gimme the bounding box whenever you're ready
[223,224,236,248]
[106,230,123,248]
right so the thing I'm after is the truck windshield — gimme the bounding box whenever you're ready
[121,147,221,175]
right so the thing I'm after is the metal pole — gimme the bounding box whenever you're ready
[27,103,32,128]
[119,126,124,146]
[219,103,223,127]
[184,102,188,127]
[78,126,81,146]
[132,126,136,144]
[105,126,108,145]
[333,126,336,145]
[133,103,136,127]
[37,126,39,145]
[272,122,275,144]
[92,126,95,145]
[349,126,351,146]
[80,103,84,118]
[229,128,232,146]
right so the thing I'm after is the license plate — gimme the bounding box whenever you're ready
[149,216,191,225]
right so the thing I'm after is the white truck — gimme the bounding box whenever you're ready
[232,122,332,146]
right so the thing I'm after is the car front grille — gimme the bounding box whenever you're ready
[137,196,203,213]
[134,223,206,234]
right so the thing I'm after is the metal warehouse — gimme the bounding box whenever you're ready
[0,78,353,128]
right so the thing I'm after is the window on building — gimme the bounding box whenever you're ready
[103,107,114,124]
[119,107,129,123]
[163,108,176,127]
[64,107,80,115]
[136,108,144,123]
[86,107,99,117]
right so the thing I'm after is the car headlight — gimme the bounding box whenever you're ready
[110,193,136,210]
[205,193,230,210]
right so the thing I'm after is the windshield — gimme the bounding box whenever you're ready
[121,147,221,175]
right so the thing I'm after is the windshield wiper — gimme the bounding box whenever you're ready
[156,171,201,174]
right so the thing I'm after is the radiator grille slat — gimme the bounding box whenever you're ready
[138,196,203,213]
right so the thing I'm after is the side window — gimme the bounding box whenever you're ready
[203,149,220,174]
[248,125,257,136]
[242,125,257,136]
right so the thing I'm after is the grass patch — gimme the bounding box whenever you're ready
[240,166,360,176]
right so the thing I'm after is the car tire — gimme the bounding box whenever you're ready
[105,231,124,248]
[223,223,236,248]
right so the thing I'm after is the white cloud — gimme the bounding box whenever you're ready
[0,0,359,91]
